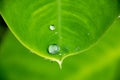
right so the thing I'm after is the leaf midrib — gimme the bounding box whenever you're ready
[57,0,62,44]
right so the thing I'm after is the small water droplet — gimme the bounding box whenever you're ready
[59,53,62,56]
[48,44,60,54]
[49,25,55,31]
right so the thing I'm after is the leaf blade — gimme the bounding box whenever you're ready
[0,0,120,61]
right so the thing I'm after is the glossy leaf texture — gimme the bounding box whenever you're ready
[0,16,120,80]
[0,0,120,62]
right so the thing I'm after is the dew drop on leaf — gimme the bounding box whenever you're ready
[49,25,55,31]
[59,53,62,56]
[48,44,60,54]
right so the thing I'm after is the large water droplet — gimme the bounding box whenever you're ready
[49,25,55,31]
[48,44,60,54]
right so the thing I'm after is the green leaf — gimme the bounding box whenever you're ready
[0,16,120,80]
[0,0,119,63]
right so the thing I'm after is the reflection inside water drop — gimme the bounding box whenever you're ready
[48,44,60,54]
[49,25,55,31]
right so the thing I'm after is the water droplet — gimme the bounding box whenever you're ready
[49,25,55,31]
[48,44,60,54]
[59,53,62,56]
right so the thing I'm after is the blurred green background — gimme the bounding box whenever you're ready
[0,15,120,80]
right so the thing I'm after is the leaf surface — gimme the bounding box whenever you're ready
[0,17,120,80]
[0,0,119,62]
